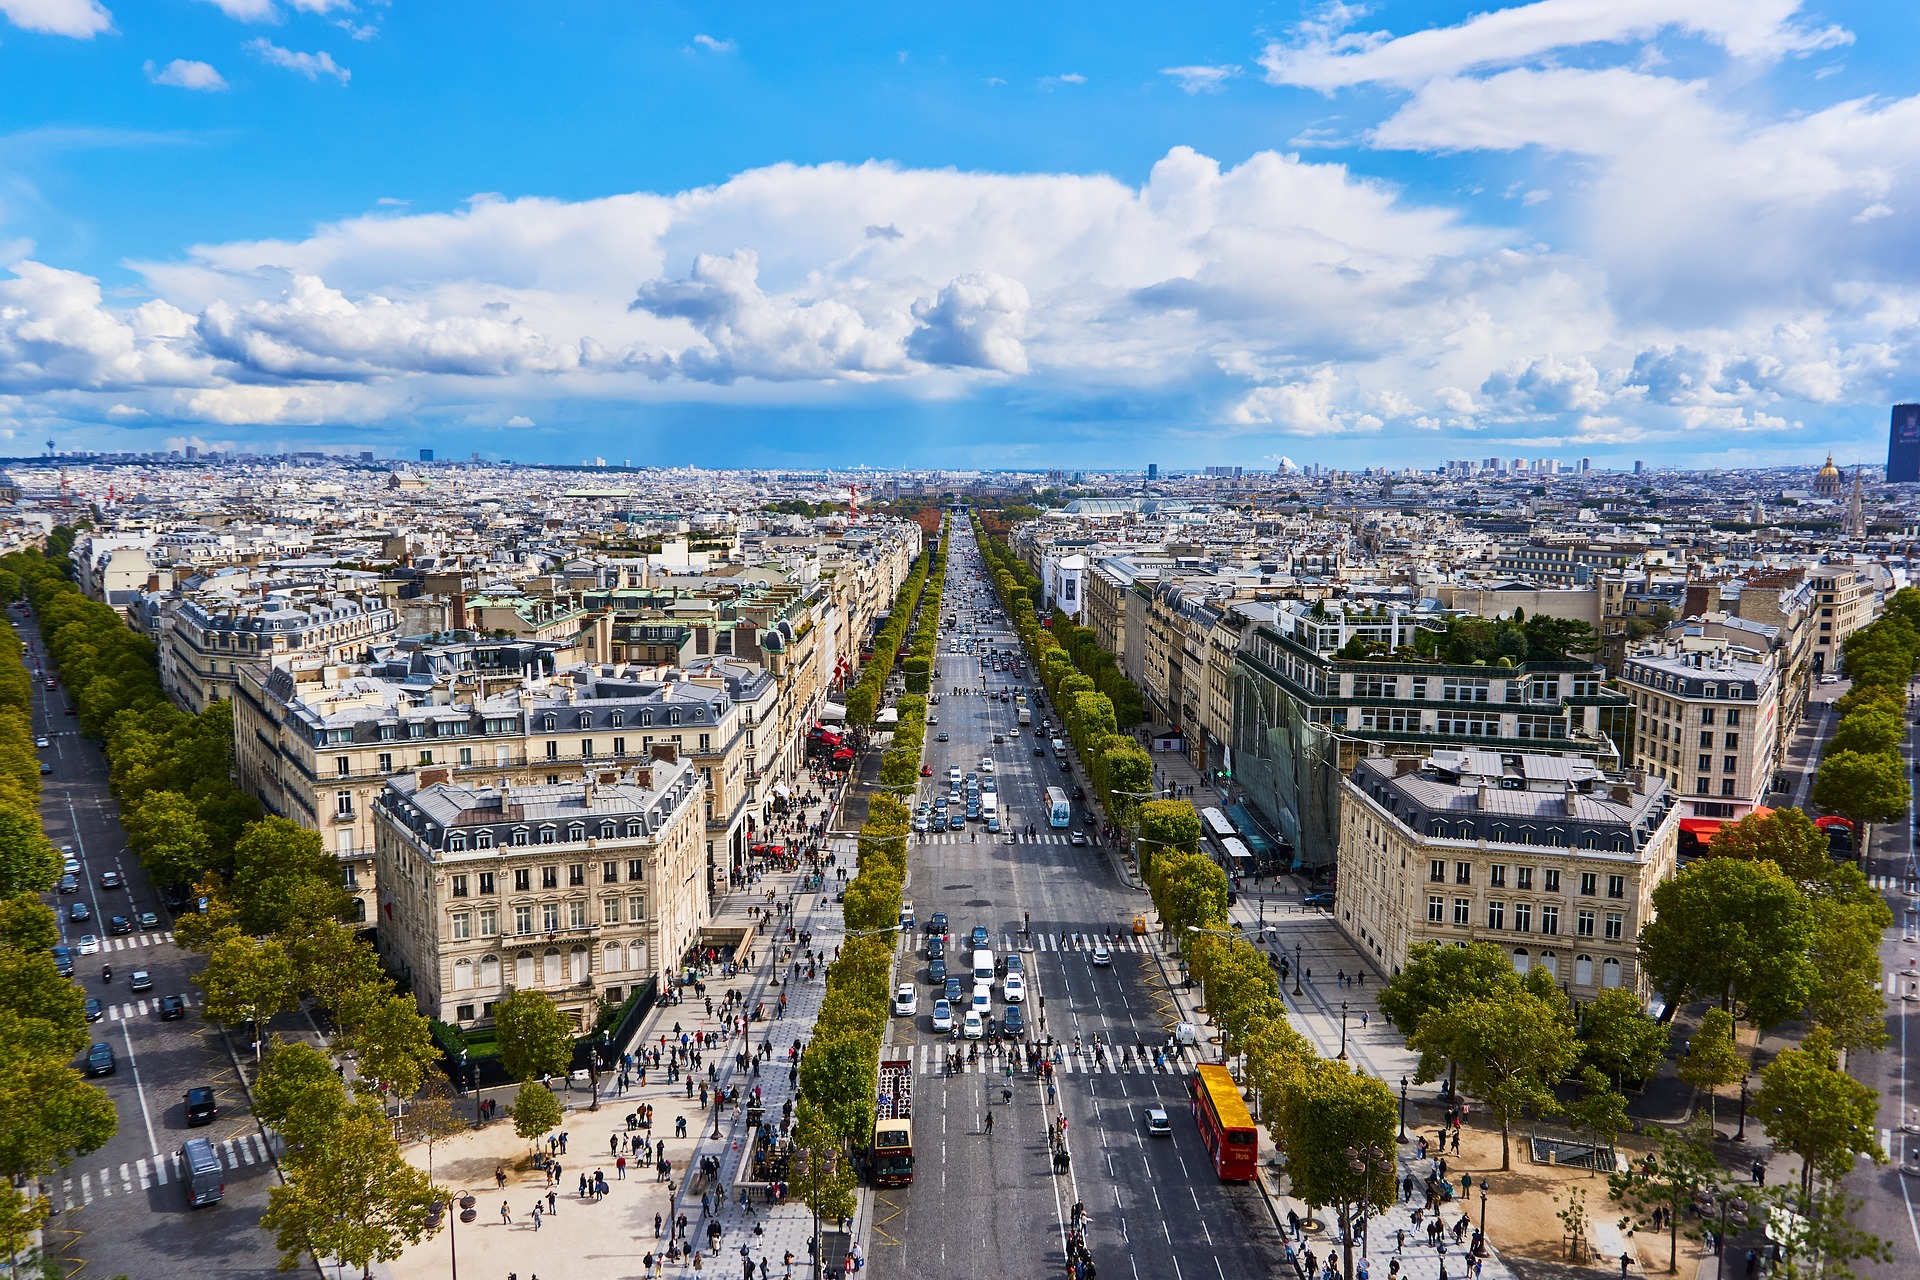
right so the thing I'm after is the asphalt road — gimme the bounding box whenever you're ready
[16,602,285,1279]
[870,523,1284,1280]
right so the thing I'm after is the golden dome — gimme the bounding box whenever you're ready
[1818,453,1840,478]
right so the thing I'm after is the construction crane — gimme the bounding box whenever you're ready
[847,483,871,522]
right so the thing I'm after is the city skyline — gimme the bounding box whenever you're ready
[2,1,1918,468]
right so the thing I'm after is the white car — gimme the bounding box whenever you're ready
[893,983,918,1017]
[971,986,992,1017]
[76,934,100,955]
[931,999,953,1032]
[962,1009,985,1039]
[1002,973,1025,1003]
[34,735,49,749]
[979,758,994,773]
[913,817,930,832]
[1091,945,1113,967]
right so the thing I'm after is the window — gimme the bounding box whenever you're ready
[546,741,559,761]
[1697,776,1713,795]
[1601,958,1622,988]
[1486,901,1506,930]
[1489,864,1507,888]
[1455,861,1472,885]
[1723,756,1737,774]
[1721,779,1735,796]
[336,756,352,777]
[602,860,618,884]
[1604,912,1624,940]
[1429,859,1447,883]
[1698,756,1712,774]
[417,751,435,767]
[567,823,587,843]
[1428,896,1445,923]
[378,751,392,772]
[626,820,644,838]
[514,869,531,893]
[1513,903,1532,933]
[1607,874,1626,899]
[580,740,594,760]
[451,912,471,940]
[513,905,533,935]
[569,900,587,929]
[512,828,529,847]
[1699,732,1713,748]
[698,733,711,753]
[478,872,496,895]
[627,859,645,882]
[1540,905,1559,935]
[1579,872,1597,896]
[542,903,559,932]
[603,897,621,925]
[1699,708,1714,725]
[578,712,592,731]
[335,790,353,816]
[1543,869,1561,893]
[459,747,473,766]
[1454,898,1471,926]
[479,909,498,937]
[540,866,558,890]
[451,874,469,898]
[613,737,627,758]
[1577,909,1596,937]
[1726,709,1740,726]
[475,831,494,851]
[628,895,646,923]
[1574,955,1593,986]
[1724,733,1739,748]
[538,827,557,845]
[1516,867,1533,891]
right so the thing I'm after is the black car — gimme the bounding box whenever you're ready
[1034,745,1045,756]
[159,995,186,1020]
[86,1043,115,1076]
[99,870,123,889]
[1001,1005,1025,1036]
[83,997,103,1023]
[68,902,90,922]
[107,915,133,935]
[969,925,990,949]
[926,911,948,935]
[50,945,73,977]
[927,936,945,961]
[57,873,78,894]
[929,957,947,985]
[185,1086,219,1126]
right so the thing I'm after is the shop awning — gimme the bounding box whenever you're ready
[1678,818,1725,840]
[772,782,791,799]
[820,702,847,722]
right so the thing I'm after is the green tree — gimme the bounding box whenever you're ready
[1134,799,1200,879]
[253,1039,350,1153]
[285,920,390,1015]
[120,790,213,888]
[0,809,58,896]
[1577,987,1670,1089]
[0,893,59,953]
[1608,1116,1726,1273]
[1702,807,1836,891]
[1749,1027,1884,1194]
[1751,1186,1890,1280]
[230,817,351,936]
[792,1100,858,1229]
[1804,866,1892,1052]
[1562,1067,1630,1176]
[1410,985,1578,1170]
[507,1080,563,1149]
[336,990,441,1103]
[261,1094,439,1276]
[1811,748,1910,857]
[1637,858,1816,1028]
[799,1029,879,1144]
[1825,709,1906,758]
[1150,850,1229,935]
[1378,940,1518,1044]
[1676,1008,1743,1127]
[0,948,89,1060]
[195,928,299,1059]
[491,990,573,1084]
[397,1080,469,1181]
[1279,1061,1397,1280]
[0,1011,118,1180]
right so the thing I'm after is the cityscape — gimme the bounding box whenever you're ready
[3,4,1920,1280]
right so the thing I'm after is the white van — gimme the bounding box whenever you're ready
[981,796,998,823]
[972,948,995,985]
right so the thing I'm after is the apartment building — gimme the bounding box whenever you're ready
[1615,643,1778,826]
[370,760,706,1031]
[1334,748,1679,999]
[1809,566,1875,674]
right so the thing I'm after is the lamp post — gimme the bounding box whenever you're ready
[1398,1076,1410,1143]
[1715,1194,1748,1258]
[1734,1077,1749,1143]
[1479,1178,1491,1252]
[459,1049,479,1127]
[1293,941,1303,997]
[1338,1001,1350,1060]
[1344,1144,1390,1264]
[443,1188,475,1280]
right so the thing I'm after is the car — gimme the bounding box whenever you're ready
[981,778,996,792]
[929,956,947,984]
[38,762,50,775]
[85,1043,115,1076]
[57,873,78,894]
[1001,1004,1025,1036]
[931,999,953,1032]
[1091,945,1112,967]
[980,759,994,774]
[107,914,132,936]
[83,997,102,1022]
[986,818,1001,833]
[927,714,938,725]
[1302,891,1337,911]
[68,902,90,922]
[993,733,1005,745]
[1034,745,1045,756]
[137,911,159,930]
[185,1086,219,1125]
[920,764,932,777]
[944,976,964,1006]
[1004,953,1024,976]
[1003,973,1025,1003]
[965,772,978,785]
[129,969,152,992]
[893,984,918,1017]
[927,911,949,934]
[965,803,981,820]
[1069,832,1087,847]
[970,925,990,948]
[936,732,949,742]
[913,816,929,832]
[76,933,100,955]
[1082,812,1096,827]
[927,936,945,960]
[948,814,965,830]
[62,854,79,875]
[34,735,48,749]
[900,900,915,927]
[1144,1106,1172,1136]
[947,766,961,783]
[50,945,72,977]
[159,995,186,1020]
[963,1009,985,1039]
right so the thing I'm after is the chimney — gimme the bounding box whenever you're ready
[650,742,679,765]
[631,765,653,791]
[1562,780,1578,814]
[418,766,452,789]
[1477,782,1493,810]
[1609,784,1632,805]
[1395,756,1421,776]
[584,776,597,808]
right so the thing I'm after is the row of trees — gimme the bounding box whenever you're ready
[1809,587,1920,852]
[878,518,948,797]
[843,537,937,729]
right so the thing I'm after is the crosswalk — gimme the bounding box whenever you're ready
[903,931,1161,956]
[98,990,197,1022]
[102,930,174,952]
[53,1132,278,1211]
[914,831,1087,846]
[907,1041,1194,1075]
[1865,874,1914,892]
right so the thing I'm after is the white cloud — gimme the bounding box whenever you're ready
[145,59,229,92]
[198,0,354,18]
[1261,0,1849,92]
[1480,354,1610,415]
[0,263,211,392]
[906,273,1030,374]
[0,0,112,38]
[246,38,350,84]
[1225,368,1382,435]
[506,414,534,427]
[1373,67,1721,156]
[692,34,735,53]
[1039,73,1086,88]
[1161,65,1239,95]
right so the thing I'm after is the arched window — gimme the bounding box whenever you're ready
[1600,957,1623,988]
[1511,948,1530,974]
[542,949,563,986]
[351,897,367,922]
[600,821,617,839]
[452,958,474,990]
[1538,951,1558,979]
[475,830,494,849]
[480,954,500,987]
[448,833,467,852]
[627,940,648,972]
[567,823,586,842]
[603,941,623,973]
[515,953,535,988]
[1574,955,1594,987]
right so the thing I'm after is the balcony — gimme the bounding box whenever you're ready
[330,809,356,824]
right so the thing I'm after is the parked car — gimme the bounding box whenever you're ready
[1302,891,1337,911]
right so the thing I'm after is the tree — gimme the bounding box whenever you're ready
[1804,867,1892,1052]
[0,809,58,896]
[1562,1067,1630,1176]
[1150,850,1229,935]
[230,817,351,936]
[0,1011,118,1180]
[195,928,299,1059]
[0,893,58,953]
[285,919,390,1015]
[1609,1116,1726,1273]
[1577,987,1670,1089]
[1676,1008,1742,1127]
[1825,710,1906,759]
[1637,858,1816,1029]
[1751,1186,1890,1280]
[798,1029,879,1145]
[1410,985,1578,1170]
[1749,1027,1884,1194]
[0,948,88,1060]
[119,790,213,888]
[261,1095,438,1277]
[1279,1061,1397,1280]
[1378,940,1518,1044]
[398,1080,469,1181]
[253,1039,350,1154]
[1134,799,1200,879]
[507,1080,563,1149]
[792,1100,857,1229]
[1702,807,1835,892]
[491,990,573,1084]
[336,990,441,1103]
[1812,748,1909,858]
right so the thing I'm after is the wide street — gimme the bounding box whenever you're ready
[870,519,1285,1280]
[17,603,285,1279]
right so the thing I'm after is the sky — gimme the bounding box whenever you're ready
[0,0,1915,471]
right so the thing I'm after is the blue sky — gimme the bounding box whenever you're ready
[0,0,1914,470]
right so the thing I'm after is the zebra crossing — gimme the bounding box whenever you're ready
[909,1041,1195,1076]
[915,831,1084,846]
[100,930,175,952]
[901,930,1160,956]
[53,1132,278,1211]
[1866,873,1914,892]
[98,990,197,1022]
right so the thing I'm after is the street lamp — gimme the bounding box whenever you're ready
[1344,1144,1390,1265]
[1338,1001,1350,1060]
[1479,1178,1491,1252]
[1734,1077,1749,1143]
[1398,1076,1410,1143]
[1293,941,1303,997]
[441,1188,476,1280]
[1714,1194,1748,1258]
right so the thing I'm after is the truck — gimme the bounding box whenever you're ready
[869,1058,915,1186]
[1017,707,1031,727]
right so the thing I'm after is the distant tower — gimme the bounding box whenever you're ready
[1889,403,1920,482]
[1814,453,1843,499]
[44,438,54,458]
[1844,466,1866,539]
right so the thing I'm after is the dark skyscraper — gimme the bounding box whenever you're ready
[1890,404,1920,482]
[419,448,435,462]
[1146,463,1158,480]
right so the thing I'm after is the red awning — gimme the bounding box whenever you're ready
[832,747,854,760]
[1678,818,1725,840]
[1813,814,1854,830]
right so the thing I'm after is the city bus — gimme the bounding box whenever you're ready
[1045,786,1072,828]
[1200,806,1238,849]
[1219,836,1255,880]
[1189,1062,1259,1181]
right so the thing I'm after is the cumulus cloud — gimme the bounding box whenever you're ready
[0,263,210,392]
[145,59,228,91]
[906,273,1030,374]
[0,0,112,38]
[1161,65,1239,94]
[246,38,350,84]
[1480,354,1611,416]
[691,34,735,53]
[1226,369,1383,436]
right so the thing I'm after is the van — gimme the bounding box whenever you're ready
[971,948,995,985]
[182,1136,224,1207]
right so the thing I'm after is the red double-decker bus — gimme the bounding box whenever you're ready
[1189,1063,1258,1181]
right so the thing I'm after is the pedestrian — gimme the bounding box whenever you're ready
[656,1212,664,1238]
[1619,1253,1632,1280]
[531,1205,543,1232]
[501,1201,512,1225]
[618,1155,628,1179]
[546,1189,557,1214]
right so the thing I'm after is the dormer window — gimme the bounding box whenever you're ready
[640,711,653,727]
[538,826,557,845]
[448,833,467,852]
[626,820,644,838]
[610,712,624,728]
[542,714,557,731]
[578,712,592,730]
[475,830,494,850]
[668,710,681,726]
[600,821,617,839]
[567,823,586,842]
[511,828,530,847]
